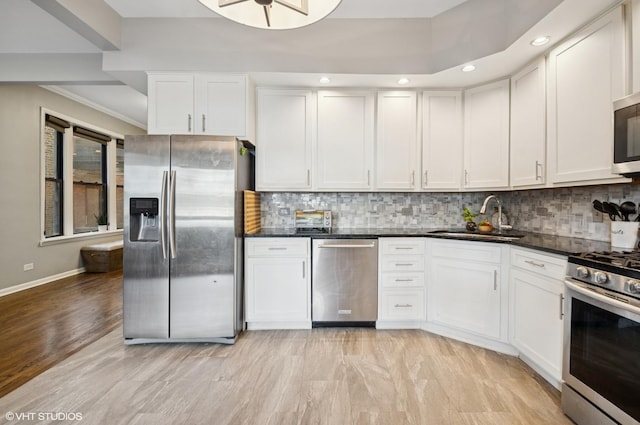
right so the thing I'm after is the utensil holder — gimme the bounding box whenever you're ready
[610,221,639,250]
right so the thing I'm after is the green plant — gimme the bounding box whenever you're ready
[461,207,478,223]
[94,213,108,226]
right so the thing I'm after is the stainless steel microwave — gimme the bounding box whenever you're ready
[612,92,640,176]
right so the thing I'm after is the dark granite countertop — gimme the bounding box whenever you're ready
[245,228,612,256]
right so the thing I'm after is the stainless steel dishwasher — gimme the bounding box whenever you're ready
[312,238,378,327]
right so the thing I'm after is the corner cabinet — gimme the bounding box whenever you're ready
[509,247,567,389]
[377,238,426,328]
[426,239,512,353]
[316,90,374,191]
[375,91,419,191]
[510,59,546,188]
[245,238,311,329]
[463,79,510,190]
[255,88,313,191]
[421,91,463,190]
[147,73,249,137]
[547,7,628,185]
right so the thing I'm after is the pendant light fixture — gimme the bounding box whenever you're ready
[199,0,342,30]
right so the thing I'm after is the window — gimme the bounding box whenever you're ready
[44,115,67,238]
[116,140,124,229]
[72,127,110,233]
[42,110,124,240]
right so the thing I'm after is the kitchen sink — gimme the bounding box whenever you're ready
[428,230,525,241]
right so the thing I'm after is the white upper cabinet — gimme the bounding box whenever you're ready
[147,73,248,137]
[376,91,419,190]
[510,59,547,188]
[547,7,627,185]
[422,91,463,190]
[195,74,247,136]
[463,79,510,189]
[316,91,374,190]
[147,73,194,135]
[256,88,313,191]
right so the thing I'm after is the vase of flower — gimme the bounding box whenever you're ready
[462,207,478,232]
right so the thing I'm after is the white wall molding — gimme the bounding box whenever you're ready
[0,267,86,298]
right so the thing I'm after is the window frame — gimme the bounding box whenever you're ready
[40,108,124,246]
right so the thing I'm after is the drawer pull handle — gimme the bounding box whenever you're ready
[268,247,287,251]
[395,263,413,267]
[394,247,414,250]
[525,260,546,268]
[318,244,375,249]
[395,304,413,308]
[395,278,414,282]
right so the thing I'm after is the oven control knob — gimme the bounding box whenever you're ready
[576,266,590,279]
[628,280,640,294]
[594,271,609,284]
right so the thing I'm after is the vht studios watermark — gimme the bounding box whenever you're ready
[5,411,83,421]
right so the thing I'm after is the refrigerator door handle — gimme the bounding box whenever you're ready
[160,171,168,259]
[169,170,177,259]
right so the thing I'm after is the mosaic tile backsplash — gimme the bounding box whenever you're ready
[260,183,640,242]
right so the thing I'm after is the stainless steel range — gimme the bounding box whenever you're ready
[563,251,640,425]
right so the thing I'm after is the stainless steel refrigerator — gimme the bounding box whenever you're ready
[123,135,252,344]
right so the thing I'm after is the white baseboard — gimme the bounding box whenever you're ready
[0,267,87,297]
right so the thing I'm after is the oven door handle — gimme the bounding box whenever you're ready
[565,279,640,316]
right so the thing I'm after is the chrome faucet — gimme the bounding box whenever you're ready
[479,194,502,232]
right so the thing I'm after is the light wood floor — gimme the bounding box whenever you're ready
[0,324,572,425]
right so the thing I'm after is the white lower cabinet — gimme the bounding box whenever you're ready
[377,238,426,328]
[426,240,511,352]
[509,247,567,389]
[245,238,311,329]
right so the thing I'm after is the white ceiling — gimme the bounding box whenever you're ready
[0,0,624,130]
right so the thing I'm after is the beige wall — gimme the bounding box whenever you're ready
[0,84,144,291]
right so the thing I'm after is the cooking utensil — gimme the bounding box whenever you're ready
[602,202,619,221]
[593,200,606,215]
[620,201,636,221]
[609,202,623,221]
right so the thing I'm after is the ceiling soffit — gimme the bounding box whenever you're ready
[103,0,563,75]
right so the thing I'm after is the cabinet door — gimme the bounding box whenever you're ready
[195,74,246,137]
[422,91,463,190]
[463,79,510,189]
[256,89,313,191]
[510,269,563,382]
[316,91,374,190]
[547,7,626,184]
[245,257,310,322]
[376,91,419,190]
[147,73,194,135]
[429,258,501,339]
[511,59,546,188]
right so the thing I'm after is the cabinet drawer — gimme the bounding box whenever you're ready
[381,238,425,255]
[430,239,501,263]
[380,272,425,288]
[381,256,425,272]
[379,289,425,321]
[511,248,567,280]
[246,238,309,257]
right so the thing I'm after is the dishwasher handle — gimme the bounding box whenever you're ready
[317,243,376,249]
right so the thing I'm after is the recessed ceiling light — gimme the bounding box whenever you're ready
[319,76,331,84]
[531,36,550,47]
[398,78,410,85]
[462,64,476,73]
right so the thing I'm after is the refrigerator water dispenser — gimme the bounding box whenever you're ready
[130,198,159,241]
